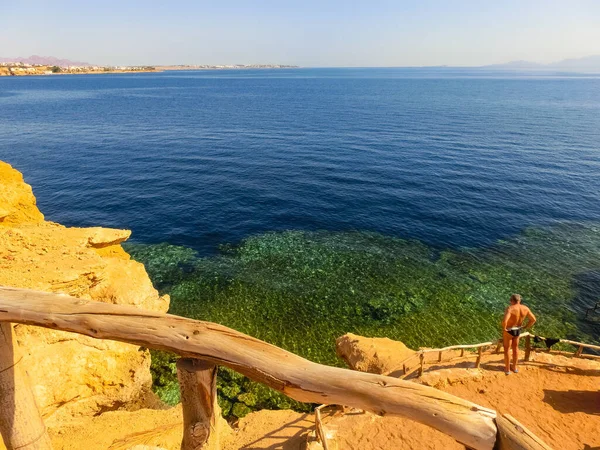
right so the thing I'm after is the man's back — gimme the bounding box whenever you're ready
[505,303,531,328]
[502,294,537,374]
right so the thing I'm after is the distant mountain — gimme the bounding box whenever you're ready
[484,60,544,69]
[483,55,600,72]
[549,55,600,70]
[0,55,91,67]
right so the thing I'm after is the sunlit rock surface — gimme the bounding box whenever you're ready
[0,160,169,420]
[336,333,415,374]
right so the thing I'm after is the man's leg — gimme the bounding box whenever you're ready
[503,332,511,373]
[511,336,520,372]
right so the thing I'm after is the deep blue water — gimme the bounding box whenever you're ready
[1,68,600,254]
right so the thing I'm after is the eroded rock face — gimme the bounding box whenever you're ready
[335,333,415,375]
[0,161,45,225]
[0,161,169,421]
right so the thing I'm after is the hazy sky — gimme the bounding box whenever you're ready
[2,0,600,67]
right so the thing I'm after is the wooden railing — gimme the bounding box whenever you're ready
[388,338,506,379]
[0,287,553,450]
[384,331,599,382]
[529,335,600,359]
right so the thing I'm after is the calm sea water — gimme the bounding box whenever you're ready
[2,68,600,254]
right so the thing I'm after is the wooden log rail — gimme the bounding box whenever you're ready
[391,335,532,379]
[529,336,600,360]
[0,287,554,450]
[392,331,599,383]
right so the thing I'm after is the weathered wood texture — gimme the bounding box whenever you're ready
[176,359,218,450]
[314,406,330,450]
[0,286,498,450]
[495,414,553,450]
[560,339,600,352]
[0,322,53,450]
[421,341,496,354]
[475,347,484,368]
[524,336,532,362]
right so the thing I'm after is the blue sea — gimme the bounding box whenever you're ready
[2,68,599,253]
[1,69,600,373]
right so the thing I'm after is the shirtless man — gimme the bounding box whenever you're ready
[502,294,536,374]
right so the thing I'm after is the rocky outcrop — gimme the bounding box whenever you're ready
[0,161,169,421]
[335,333,415,375]
[0,161,45,225]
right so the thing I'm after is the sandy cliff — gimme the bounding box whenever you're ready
[0,161,169,421]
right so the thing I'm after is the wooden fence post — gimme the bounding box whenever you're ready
[574,345,583,358]
[460,348,465,358]
[524,336,532,362]
[314,406,330,450]
[475,347,483,369]
[418,353,425,377]
[0,322,52,450]
[438,351,443,363]
[176,358,218,450]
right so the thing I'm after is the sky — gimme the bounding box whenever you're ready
[1,0,600,67]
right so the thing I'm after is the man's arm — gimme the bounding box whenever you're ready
[501,307,511,331]
[524,308,537,329]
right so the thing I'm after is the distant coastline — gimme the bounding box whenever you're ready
[0,62,299,77]
[0,63,158,77]
[156,64,299,71]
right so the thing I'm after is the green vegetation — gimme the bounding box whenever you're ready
[50,66,62,73]
[126,223,600,418]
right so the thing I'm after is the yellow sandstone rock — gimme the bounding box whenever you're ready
[45,403,230,450]
[0,161,169,421]
[0,161,45,225]
[335,333,415,375]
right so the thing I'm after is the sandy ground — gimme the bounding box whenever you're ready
[317,352,600,450]
[223,410,315,450]
[38,352,599,450]
[443,353,600,450]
